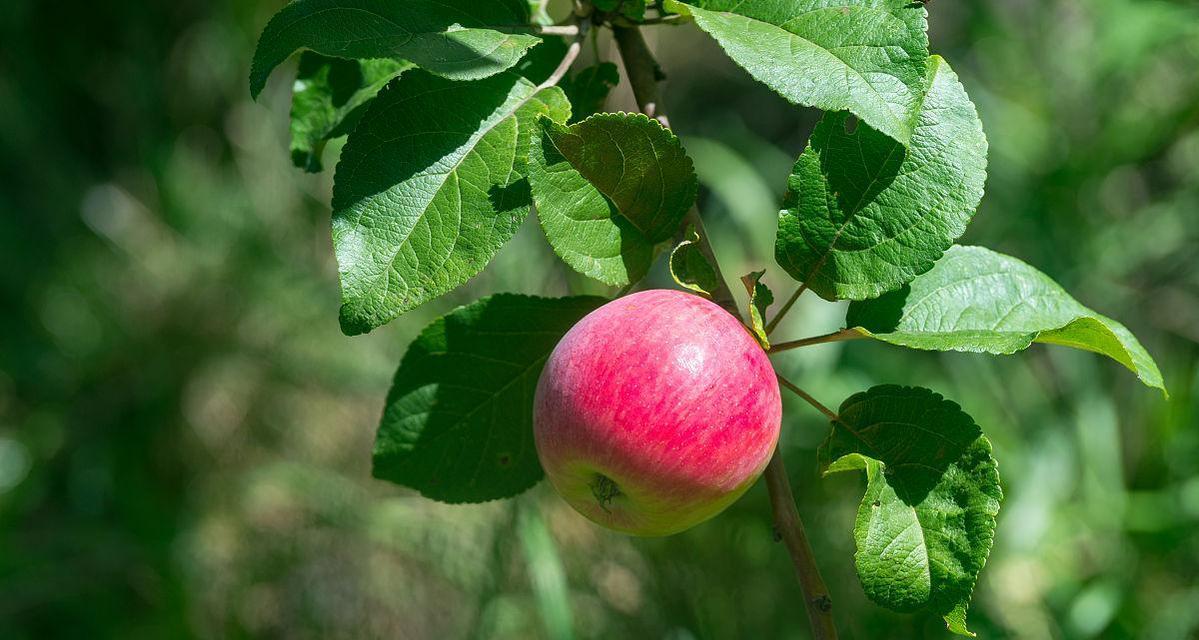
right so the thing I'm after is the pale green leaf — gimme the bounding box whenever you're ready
[665,0,928,143]
[332,71,569,334]
[250,0,538,98]
[821,385,1002,636]
[289,53,411,172]
[845,245,1167,394]
[740,270,774,348]
[529,113,697,286]
[775,56,987,301]
[670,226,719,297]
[373,294,605,503]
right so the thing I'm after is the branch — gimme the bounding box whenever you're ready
[769,328,864,354]
[613,25,837,639]
[764,449,838,640]
[776,375,839,422]
[534,24,581,37]
[766,284,807,335]
[536,23,589,91]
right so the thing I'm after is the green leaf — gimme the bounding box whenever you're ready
[594,0,648,21]
[289,53,411,173]
[845,246,1167,394]
[529,113,698,286]
[560,63,621,123]
[670,226,720,297]
[374,294,605,503]
[249,0,539,98]
[665,0,928,144]
[333,71,569,334]
[775,56,988,301]
[821,385,1002,636]
[740,271,774,348]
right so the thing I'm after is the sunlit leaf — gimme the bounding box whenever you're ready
[821,385,1002,636]
[665,0,928,143]
[845,246,1167,394]
[333,71,569,334]
[250,0,538,98]
[776,56,987,301]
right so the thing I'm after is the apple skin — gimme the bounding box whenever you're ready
[534,289,782,536]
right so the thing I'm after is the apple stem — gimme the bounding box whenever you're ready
[614,25,839,640]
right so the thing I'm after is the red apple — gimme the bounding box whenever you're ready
[534,289,782,536]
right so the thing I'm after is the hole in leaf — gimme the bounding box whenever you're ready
[844,115,860,135]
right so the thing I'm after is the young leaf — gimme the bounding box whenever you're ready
[740,271,774,348]
[560,63,621,123]
[374,294,606,503]
[529,113,698,286]
[821,385,1002,636]
[594,0,648,21]
[289,53,411,173]
[249,0,539,98]
[670,226,720,297]
[333,71,569,335]
[664,0,928,144]
[775,56,988,301]
[845,246,1167,394]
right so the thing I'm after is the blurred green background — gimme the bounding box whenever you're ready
[2,0,1198,638]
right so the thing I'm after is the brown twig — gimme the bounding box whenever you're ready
[769,328,864,354]
[766,284,808,335]
[776,375,840,422]
[613,24,838,640]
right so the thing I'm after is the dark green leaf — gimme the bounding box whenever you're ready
[821,385,1002,636]
[529,112,698,286]
[333,71,569,334]
[665,0,928,144]
[374,294,606,503]
[289,53,411,173]
[594,0,648,21]
[561,63,621,123]
[514,36,570,84]
[670,226,720,297]
[250,0,538,98]
[775,56,987,301]
[740,270,774,348]
[845,245,1167,394]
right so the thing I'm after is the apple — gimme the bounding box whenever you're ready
[534,289,782,536]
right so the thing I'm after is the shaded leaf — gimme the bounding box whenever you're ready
[289,53,411,172]
[250,0,538,98]
[530,113,697,286]
[594,0,648,21]
[670,226,720,297]
[776,56,987,301]
[821,385,1002,636]
[333,71,569,334]
[845,246,1167,394]
[374,294,606,503]
[665,0,928,143]
[561,63,621,123]
[740,271,774,348]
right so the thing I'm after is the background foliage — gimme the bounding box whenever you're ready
[2,0,1198,638]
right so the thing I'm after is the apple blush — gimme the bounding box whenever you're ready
[534,289,782,536]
